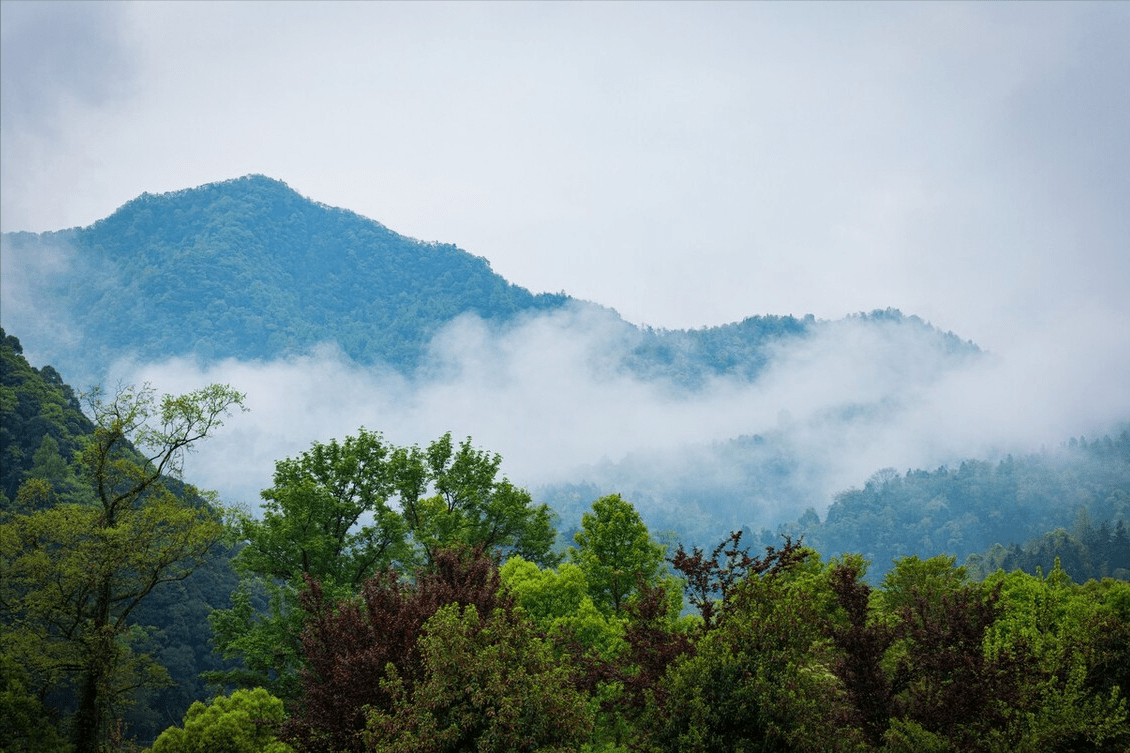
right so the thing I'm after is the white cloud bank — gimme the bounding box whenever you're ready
[103,303,1130,533]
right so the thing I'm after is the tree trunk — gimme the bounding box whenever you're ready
[73,584,113,753]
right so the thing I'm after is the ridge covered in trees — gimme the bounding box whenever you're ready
[1,174,975,388]
[767,438,1130,582]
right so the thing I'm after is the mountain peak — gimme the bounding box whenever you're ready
[4,176,570,375]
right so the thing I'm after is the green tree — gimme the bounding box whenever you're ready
[0,382,244,753]
[638,552,860,753]
[365,602,593,753]
[210,429,557,697]
[571,494,665,616]
[393,432,559,568]
[24,434,85,504]
[980,564,1130,751]
[500,556,626,659]
[210,429,410,697]
[236,428,411,590]
[148,687,293,753]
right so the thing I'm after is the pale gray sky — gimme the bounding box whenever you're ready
[3,1,1129,519]
[4,1,1128,350]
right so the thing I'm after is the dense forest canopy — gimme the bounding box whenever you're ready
[2,175,568,374]
[2,325,1128,751]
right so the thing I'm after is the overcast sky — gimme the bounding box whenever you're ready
[3,2,1130,519]
[3,0,1128,349]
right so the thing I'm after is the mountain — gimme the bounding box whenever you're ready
[2,175,569,377]
[0,174,975,389]
[1,175,993,542]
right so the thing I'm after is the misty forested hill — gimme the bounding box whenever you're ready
[782,438,1130,581]
[3,175,568,373]
[0,175,975,388]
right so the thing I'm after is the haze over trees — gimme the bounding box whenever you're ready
[1,175,988,540]
[2,325,1128,751]
[1,175,974,387]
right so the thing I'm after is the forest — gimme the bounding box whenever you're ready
[2,325,1128,752]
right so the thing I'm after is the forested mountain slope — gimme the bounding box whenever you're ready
[0,327,241,743]
[2,175,568,375]
[0,327,93,502]
[769,435,1130,582]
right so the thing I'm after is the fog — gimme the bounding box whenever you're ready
[85,301,1130,535]
[4,223,1128,537]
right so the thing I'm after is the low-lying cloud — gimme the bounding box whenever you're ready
[98,302,1130,538]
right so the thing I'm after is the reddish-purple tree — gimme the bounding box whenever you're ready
[671,532,807,631]
[286,546,507,753]
[826,561,897,747]
[891,581,1027,752]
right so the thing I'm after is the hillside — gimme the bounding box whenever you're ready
[0,327,242,742]
[2,175,569,376]
[776,436,1130,581]
[0,327,93,502]
[0,175,996,544]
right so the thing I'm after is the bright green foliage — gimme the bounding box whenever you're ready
[211,429,409,696]
[1,382,244,753]
[237,428,411,590]
[365,603,593,753]
[879,554,969,614]
[500,556,626,659]
[149,687,293,753]
[981,563,1130,751]
[640,553,862,752]
[205,578,305,699]
[211,429,558,697]
[880,718,950,753]
[572,494,666,616]
[394,432,559,568]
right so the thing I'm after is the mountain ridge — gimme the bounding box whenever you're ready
[0,173,977,389]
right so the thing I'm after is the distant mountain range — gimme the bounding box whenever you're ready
[0,174,975,388]
[2,174,1001,544]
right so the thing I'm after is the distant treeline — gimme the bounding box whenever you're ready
[743,432,1129,583]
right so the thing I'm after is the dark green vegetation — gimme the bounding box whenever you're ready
[1,174,974,389]
[2,176,567,374]
[769,437,1130,582]
[1,329,246,750]
[3,327,1128,751]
